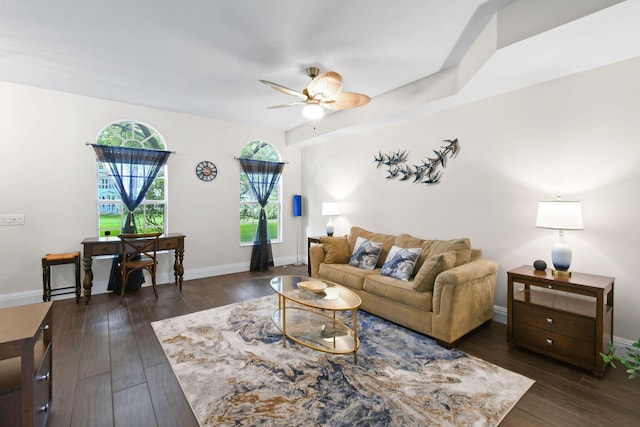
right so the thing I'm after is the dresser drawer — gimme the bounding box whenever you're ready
[158,237,180,251]
[0,335,51,427]
[86,242,119,256]
[513,322,595,366]
[513,301,595,341]
[32,342,51,427]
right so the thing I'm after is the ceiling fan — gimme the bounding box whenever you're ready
[260,67,371,120]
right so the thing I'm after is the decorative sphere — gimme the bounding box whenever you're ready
[533,260,547,271]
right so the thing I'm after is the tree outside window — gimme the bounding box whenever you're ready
[239,141,281,244]
[96,120,168,236]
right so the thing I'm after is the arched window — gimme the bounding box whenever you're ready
[95,120,168,236]
[239,140,282,245]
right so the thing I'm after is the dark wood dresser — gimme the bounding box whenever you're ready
[0,302,53,426]
[507,265,614,378]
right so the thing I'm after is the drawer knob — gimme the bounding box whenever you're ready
[37,372,51,382]
[546,317,554,324]
[39,403,50,413]
[546,339,554,346]
[548,285,553,289]
[42,324,49,331]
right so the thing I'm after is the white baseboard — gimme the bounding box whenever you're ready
[493,304,508,325]
[0,290,44,308]
[0,255,301,309]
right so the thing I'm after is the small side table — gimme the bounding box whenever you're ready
[507,265,614,378]
[307,236,322,275]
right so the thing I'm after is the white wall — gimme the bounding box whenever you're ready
[1,56,637,342]
[0,82,301,305]
[301,57,640,341]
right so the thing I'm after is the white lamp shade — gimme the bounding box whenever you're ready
[321,202,340,216]
[536,200,584,230]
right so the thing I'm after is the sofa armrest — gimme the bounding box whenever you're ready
[432,258,499,316]
[309,244,326,278]
[430,258,499,344]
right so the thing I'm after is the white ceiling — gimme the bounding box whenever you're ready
[1,0,638,140]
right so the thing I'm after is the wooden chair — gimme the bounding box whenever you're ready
[118,232,162,304]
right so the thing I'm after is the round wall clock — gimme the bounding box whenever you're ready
[195,161,217,182]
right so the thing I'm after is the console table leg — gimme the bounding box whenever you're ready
[174,249,185,290]
[82,257,93,304]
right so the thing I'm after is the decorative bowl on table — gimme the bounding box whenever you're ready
[298,281,327,293]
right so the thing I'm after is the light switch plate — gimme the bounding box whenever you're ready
[0,214,25,226]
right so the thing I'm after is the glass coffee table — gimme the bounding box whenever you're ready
[270,275,362,364]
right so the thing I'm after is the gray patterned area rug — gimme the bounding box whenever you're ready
[151,296,533,426]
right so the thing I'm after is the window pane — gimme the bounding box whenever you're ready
[267,202,280,240]
[139,204,165,233]
[99,204,124,237]
[146,176,165,200]
[240,203,259,243]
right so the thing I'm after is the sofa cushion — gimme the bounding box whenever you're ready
[413,251,457,291]
[380,246,422,281]
[319,263,379,290]
[319,236,350,264]
[427,238,471,267]
[348,227,396,268]
[348,237,383,270]
[364,274,433,312]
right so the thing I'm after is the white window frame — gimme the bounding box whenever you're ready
[95,120,169,236]
[239,140,282,246]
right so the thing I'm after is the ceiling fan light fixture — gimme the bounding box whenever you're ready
[302,103,324,120]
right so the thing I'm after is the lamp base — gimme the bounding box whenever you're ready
[326,218,334,237]
[551,239,572,275]
[552,269,572,277]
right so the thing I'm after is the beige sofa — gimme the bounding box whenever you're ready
[309,226,499,347]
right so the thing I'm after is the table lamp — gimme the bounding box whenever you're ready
[535,197,583,276]
[321,201,340,236]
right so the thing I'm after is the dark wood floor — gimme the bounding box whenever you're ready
[47,264,639,427]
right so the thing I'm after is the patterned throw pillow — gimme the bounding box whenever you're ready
[380,246,422,280]
[348,237,383,270]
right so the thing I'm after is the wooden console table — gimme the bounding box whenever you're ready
[81,233,185,303]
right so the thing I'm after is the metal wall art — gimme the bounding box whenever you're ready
[373,138,459,184]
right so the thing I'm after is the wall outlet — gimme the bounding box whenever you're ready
[0,214,25,226]
[10,214,25,225]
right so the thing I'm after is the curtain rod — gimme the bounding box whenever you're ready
[234,156,289,164]
[84,142,176,153]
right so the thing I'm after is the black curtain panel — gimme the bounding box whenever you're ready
[92,145,171,233]
[239,158,285,271]
[92,145,171,291]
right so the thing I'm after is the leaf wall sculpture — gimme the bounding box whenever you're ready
[373,139,459,185]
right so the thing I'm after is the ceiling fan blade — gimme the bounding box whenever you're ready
[322,92,371,110]
[260,80,307,99]
[267,101,307,109]
[307,71,343,101]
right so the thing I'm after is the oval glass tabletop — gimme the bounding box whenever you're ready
[269,275,361,310]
